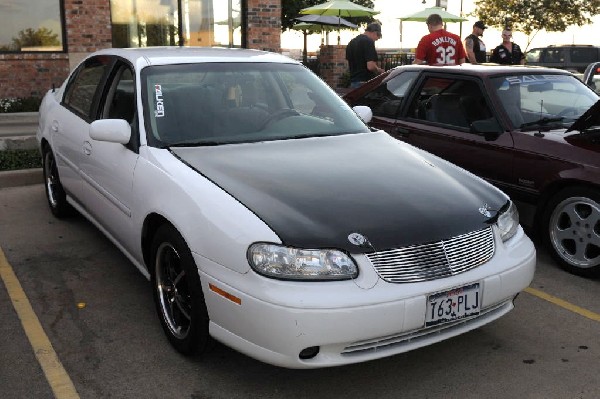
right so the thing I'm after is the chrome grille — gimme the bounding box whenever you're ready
[366,227,494,283]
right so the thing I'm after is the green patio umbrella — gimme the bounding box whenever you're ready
[292,18,358,63]
[399,6,467,23]
[300,0,379,18]
[398,7,467,49]
[300,0,378,44]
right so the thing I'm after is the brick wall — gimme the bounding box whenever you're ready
[246,0,281,52]
[1,0,282,99]
[318,45,348,90]
[64,0,112,54]
[0,54,70,98]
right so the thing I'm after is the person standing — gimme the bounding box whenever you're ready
[413,13,466,66]
[464,21,488,64]
[490,28,525,65]
[346,23,385,88]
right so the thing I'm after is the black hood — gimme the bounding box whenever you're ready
[567,99,600,133]
[171,133,507,253]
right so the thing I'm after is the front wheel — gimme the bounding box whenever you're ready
[542,187,600,277]
[150,224,212,355]
[42,145,74,218]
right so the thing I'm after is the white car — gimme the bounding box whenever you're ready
[37,47,536,369]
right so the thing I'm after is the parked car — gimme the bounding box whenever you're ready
[525,45,600,73]
[583,61,600,94]
[344,64,600,277]
[37,48,535,369]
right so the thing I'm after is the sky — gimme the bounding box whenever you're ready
[281,0,600,54]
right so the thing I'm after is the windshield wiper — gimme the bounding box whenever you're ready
[165,140,223,148]
[519,117,565,132]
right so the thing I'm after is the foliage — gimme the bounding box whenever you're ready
[0,149,41,171]
[9,27,60,51]
[281,0,377,31]
[0,97,41,113]
[474,0,600,48]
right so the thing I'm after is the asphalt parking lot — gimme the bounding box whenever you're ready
[1,182,599,399]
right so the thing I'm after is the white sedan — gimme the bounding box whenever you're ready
[37,47,536,369]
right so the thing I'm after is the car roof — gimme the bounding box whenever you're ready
[91,46,299,66]
[388,64,576,78]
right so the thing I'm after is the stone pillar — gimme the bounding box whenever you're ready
[318,45,348,90]
[246,0,281,52]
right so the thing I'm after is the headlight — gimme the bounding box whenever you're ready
[496,201,519,242]
[247,243,358,280]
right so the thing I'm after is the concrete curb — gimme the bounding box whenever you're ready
[0,168,43,189]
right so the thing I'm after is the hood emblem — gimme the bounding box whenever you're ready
[348,232,371,248]
[479,204,492,218]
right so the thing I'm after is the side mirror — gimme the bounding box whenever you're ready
[471,118,503,141]
[89,119,131,144]
[353,105,373,123]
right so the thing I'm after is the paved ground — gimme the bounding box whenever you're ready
[0,182,599,399]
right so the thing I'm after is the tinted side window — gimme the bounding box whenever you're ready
[542,49,565,63]
[355,71,418,118]
[63,56,112,119]
[570,48,599,63]
[409,77,494,130]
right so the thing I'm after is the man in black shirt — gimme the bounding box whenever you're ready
[490,28,525,65]
[464,21,488,64]
[346,23,384,88]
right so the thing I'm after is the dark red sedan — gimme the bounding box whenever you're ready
[345,64,600,277]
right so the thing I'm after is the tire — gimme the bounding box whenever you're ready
[42,146,74,218]
[542,187,600,277]
[150,224,213,355]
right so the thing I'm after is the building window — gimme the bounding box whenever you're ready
[110,0,242,48]
[0,0,64,52]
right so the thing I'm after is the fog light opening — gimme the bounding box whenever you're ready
[299,346,320,360]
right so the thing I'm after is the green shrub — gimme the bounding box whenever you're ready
[0,149,42,171]
[0,97,42,113]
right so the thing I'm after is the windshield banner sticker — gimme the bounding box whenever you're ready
[505,74,569,86]
[155,84,165,118]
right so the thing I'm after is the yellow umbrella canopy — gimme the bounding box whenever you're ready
[300,0,379,18]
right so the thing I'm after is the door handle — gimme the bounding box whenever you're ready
[51,120,59,132]
[83,141,92,156]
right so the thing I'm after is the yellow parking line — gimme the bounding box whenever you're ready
[0,247,79,399]
[525,287,600,322]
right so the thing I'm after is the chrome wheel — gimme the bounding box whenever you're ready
[549,195,600,271]
[43,149,60,208]
[42,146,72,218]
[154,242,192,340]
[150,224,211,355]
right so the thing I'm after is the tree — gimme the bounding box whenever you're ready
[474,0,600,49]
[281,0,377,31]
[11,27,60,50]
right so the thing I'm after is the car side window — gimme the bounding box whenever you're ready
[104,67,135,124]
[354,71,418,118]
[525,49,541,63]
[408,76,494,131]
[63,56,112,120]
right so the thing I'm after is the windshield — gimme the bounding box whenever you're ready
[141,62,368,147]
[491,74,599,129]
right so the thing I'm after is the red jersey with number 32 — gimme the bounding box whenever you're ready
[416,29,466,66]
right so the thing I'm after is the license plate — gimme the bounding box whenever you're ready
[425,283,480,327]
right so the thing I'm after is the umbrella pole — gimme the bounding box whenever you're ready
[303,30,308,64]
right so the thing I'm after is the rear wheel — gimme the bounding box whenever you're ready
[42,146,74,218]
[542,187,600,277]
[150,224,212,355]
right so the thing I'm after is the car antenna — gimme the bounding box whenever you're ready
[535,100,545,137]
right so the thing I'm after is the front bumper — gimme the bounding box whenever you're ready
[196,227,536,369]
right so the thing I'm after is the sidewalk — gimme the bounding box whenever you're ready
[0,112,38,151]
